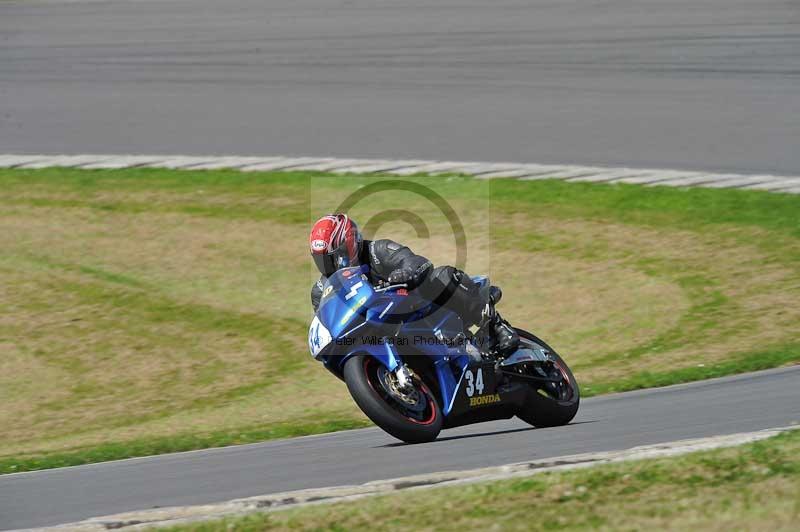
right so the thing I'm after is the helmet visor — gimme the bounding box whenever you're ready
[312,239,358,277]
[313,252,338,277]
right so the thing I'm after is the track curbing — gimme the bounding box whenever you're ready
[1,154,798,193]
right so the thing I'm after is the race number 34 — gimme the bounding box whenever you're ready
[464,368,484,397]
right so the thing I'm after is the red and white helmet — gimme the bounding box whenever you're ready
[309,214,363,277]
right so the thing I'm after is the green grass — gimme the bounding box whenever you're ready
[582,344,800,396]
[1,167,798,473]
[164,429,800,531]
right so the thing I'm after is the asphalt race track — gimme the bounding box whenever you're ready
[2,367,799,530]
[1,0,799,175]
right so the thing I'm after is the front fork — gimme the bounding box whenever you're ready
[344,336,412,386]
[343,336,467,414]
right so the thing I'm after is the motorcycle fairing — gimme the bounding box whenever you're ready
[315,266,375,341]
[310,267,532,424]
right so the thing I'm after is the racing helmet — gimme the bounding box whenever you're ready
[309,214,363,277]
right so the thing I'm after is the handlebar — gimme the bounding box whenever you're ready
[373,282,409,293]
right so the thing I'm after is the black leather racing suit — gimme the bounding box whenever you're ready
[310,239,485,325]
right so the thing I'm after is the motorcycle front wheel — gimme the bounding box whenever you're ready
[343,355,442,444]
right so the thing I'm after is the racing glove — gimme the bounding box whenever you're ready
[387,268,414,285]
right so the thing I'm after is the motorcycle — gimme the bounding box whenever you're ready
[308,264,579,443]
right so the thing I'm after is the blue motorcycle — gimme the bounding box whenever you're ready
[308,265,579,443]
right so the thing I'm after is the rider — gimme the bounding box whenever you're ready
[309,213,519,355]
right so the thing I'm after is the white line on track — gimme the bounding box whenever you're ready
[2,154,799,193]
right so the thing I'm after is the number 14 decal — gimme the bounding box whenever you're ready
[464,368,484,397]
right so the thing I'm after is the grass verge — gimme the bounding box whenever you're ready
[1,167,798,473]
[164,429,800,531]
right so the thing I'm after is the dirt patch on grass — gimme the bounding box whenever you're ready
[497,214,800,382]
[0,268,307,449]
[491,249,688,362]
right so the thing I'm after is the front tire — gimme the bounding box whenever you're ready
[514,330,580,428]
[343,355,442,443]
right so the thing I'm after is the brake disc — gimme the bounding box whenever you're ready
[376,367,426,412]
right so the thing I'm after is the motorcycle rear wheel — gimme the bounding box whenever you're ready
[514,329,580,428]
[343,355,442,444]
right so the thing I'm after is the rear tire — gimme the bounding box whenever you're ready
[514,330,580,428]
[343,355,442,444]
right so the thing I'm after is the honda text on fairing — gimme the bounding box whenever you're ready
[308,265,579,443]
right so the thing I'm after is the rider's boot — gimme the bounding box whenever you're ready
[492,314,519,355]
[485,286,519,355]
